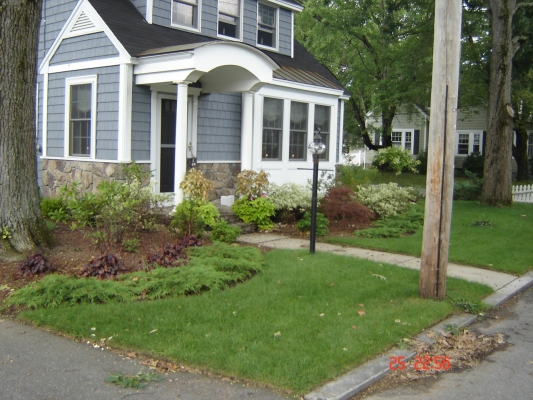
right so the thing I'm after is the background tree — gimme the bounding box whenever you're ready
[482,0,533,205]
[0,0,53,260]
[296,0,434,150]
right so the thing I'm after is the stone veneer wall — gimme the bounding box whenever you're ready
[40,159,150,197]
[196,163,241,200]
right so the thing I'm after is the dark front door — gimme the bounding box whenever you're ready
[160,99,176,192]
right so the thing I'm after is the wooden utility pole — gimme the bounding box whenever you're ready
[419,0,462,299]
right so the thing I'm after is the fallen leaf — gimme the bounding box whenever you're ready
[343,348,348,351]
[372,273,387,280]
[149,329,157,334]
[319,313,325,317]
[395,319,401,323]
[358,310,366,316]
[359,304,364,308]
[273,331,281,338]
[0,284,11,291]
[351,326,357,330]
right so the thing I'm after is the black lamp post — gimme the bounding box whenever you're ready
[307,130,326,254]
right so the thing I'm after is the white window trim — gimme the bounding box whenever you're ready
[256,2,279,51]
[391,129,414,154]
[171,0,202,33]
[217,0,244,41]
[64,75,97,159]
[456,130,483,156]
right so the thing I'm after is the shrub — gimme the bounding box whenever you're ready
[372,146,420,174]
[454,170,483,200]
[171,199,206,237]
[296,212,329,237]
[357,183,417,218]
[40,197,66,218]
[355,206,424,238]
[79,253,126,279]
[180,169,214,202]
[336,165,379,190]
[416,151,428,175]
[461,152,485,177]
[14,253,56,279]
[267,182,312,212]
[235,170,270,198]
[196,201,220,227]
[232,196,275,230]
[320,187,374,228]
[211,220,242,243]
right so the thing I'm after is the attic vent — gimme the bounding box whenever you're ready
[71,11,95,32]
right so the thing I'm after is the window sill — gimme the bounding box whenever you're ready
[256,43,279,52]
[170,23,201,34]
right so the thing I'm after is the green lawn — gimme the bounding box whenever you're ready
[324,201,533,275]
[19,249,492,394]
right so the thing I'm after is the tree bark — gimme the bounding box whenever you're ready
[481,0,516,206]
[0,0,53,260]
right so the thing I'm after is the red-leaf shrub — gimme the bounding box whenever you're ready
[320,187,374,229]
[79,253,126,279]
[14,253,56,279]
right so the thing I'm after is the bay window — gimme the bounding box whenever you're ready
[314,105,330,160]
[289,102,308,160]
[262,97,283,160]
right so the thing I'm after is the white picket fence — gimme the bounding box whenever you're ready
[512,184,533,203]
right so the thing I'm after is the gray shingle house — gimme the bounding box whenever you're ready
[37,0,348,203]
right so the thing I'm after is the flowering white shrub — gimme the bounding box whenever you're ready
[372,146,420,174]
[266,182,315,212]
[356,183,417,218]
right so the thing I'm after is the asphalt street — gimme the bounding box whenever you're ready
[359,285,533,400]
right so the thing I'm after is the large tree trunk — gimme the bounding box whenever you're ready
[0,0,53,260]
[481,0,516,206]
[512,126,530,181]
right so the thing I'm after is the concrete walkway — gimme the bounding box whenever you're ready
[238,233,533,400]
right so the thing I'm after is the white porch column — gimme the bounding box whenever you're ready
[174,82,189,204]
[241,91,254,171]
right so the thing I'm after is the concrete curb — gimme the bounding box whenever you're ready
[303,270,533,400]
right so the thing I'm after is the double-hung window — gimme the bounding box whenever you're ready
[314,105,330,160]
[392,130,413,153]
[262,97,283,160]
[66,76,96,158]
[257,3,276,48]
[289,102,308,160]
[457,131,483,155]
[218,0,240,38]
[172,0,199,29]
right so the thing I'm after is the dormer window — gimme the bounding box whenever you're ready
[172,0,199,29]
[257,3,276,48]
[218,0,241,38]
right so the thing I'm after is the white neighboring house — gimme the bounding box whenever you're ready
[36,0,349,204]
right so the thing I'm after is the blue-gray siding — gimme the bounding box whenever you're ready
[39,0,79,66]
[50,32,119,65]
[152,0,171,26]
[130,0,147,18]
[242,0,257,45]
[279,8,292,56]
[201,0,218,37]
[131,85,152,161]
[197,93,241,161]
[46,66,120,160]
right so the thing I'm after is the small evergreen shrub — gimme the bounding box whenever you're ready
[171,199,206,237]
[321,187,374,228]
[211,220,242,243]
[357,183,417,218]
[232,196,275,230]
[454,170,483,200]
[372,146,420,174]
[296,212,329,237]
[461,152,485,177]
[336,165,379,190]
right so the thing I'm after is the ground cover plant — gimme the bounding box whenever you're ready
[16,249,492,395]
[325,201,533,275]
